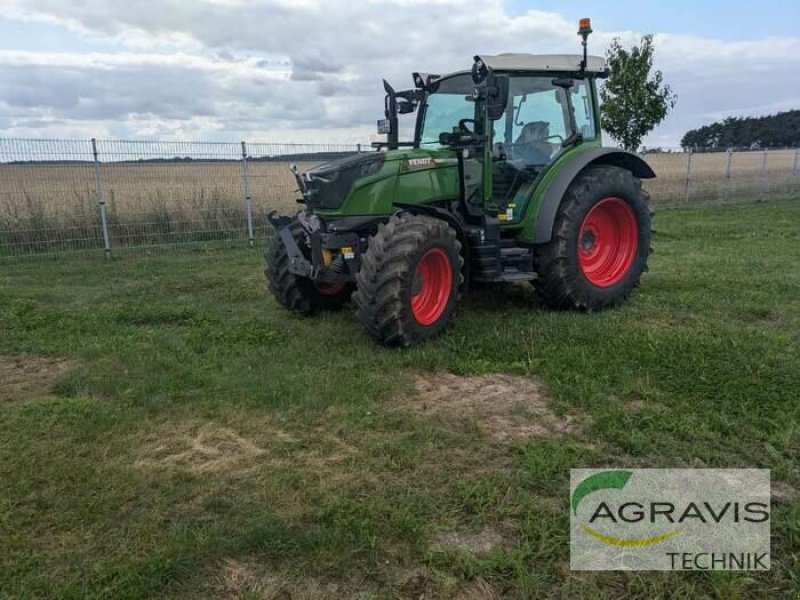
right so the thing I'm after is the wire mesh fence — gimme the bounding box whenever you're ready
[0,138,363,261]
[641,148,800,206]
[1,138,798,261]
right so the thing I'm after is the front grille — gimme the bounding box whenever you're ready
[304,153,385,210]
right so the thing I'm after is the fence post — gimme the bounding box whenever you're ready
[761,148,769,197]
[724,148,733,202]
[683,150,693,203]
[793,148,799,176]
[240,141,255,247]
[91,138,112,259]
[357,143,362,154]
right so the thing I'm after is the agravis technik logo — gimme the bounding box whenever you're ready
[570,469,770,570]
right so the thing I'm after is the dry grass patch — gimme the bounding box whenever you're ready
[134,418,361,485]
[771,481,798,504]
[455,577,501,600]
[216,559,355,600]
[0,354,74,403]
[135,422,274,475]
[408,372,579,443]
[431,526,505,556]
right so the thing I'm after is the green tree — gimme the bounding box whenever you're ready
[600,35,676,152]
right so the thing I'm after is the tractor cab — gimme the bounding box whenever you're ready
[382,53,608,225]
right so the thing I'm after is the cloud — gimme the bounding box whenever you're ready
[0,1,799,146]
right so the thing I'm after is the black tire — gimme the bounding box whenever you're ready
[534,165,652,310]
[353,213,463,347]
[265,219,352,315]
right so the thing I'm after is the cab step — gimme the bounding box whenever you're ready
[466,223,537,283]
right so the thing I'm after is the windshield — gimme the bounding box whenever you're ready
[418,74,476,146]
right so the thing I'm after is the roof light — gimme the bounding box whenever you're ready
[578,18,593,73]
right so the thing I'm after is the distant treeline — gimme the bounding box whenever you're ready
[681,110,800,151]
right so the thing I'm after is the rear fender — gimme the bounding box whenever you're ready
[529,148,655,244]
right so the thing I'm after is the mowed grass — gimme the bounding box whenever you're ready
[1,199,799,598]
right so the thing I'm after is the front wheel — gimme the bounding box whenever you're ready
[353,213,463,347]
[534,165,652,310]
[265,219,352,315]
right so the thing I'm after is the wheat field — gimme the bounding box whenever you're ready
[1,147,798,257]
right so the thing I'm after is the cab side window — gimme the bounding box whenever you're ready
[492,77,570,167]
[572,80,596,139]
[510,88,568,165]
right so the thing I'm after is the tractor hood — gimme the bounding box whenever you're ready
[300,149,456,211]
[301,152,387,210]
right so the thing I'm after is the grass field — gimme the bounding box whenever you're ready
[1,200,799,598]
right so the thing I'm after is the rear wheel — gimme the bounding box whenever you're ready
[534,165,652,310]
[265,219,352,315]
[354,213,463,347]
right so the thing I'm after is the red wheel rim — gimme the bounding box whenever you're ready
[578,197,639,288]
[410,248,452,326]
[314,281,346,296]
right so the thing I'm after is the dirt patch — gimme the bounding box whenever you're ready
[217,559,364,600]
[409,372,578,443]
[772,481,798,504]
[0,354,74,403]
[431,526,505,556]
[399,570,435,599]
[455,577,501,600]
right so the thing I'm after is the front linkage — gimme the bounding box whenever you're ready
[266,209,360,286]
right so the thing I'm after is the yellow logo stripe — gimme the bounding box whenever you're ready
[581,525,682,547]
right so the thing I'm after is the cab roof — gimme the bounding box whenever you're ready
[475,53,607,74]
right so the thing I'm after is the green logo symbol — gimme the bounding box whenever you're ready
[572,470,681,547]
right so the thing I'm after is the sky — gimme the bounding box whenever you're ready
[0,0,798,148]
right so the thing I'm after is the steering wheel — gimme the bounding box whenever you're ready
[458,118,476,134]
[542,134,564,144]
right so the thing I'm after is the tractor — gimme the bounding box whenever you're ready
[265,19,654,346]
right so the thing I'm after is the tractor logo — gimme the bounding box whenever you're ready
[572,470,681,547]
[405,157,434,168]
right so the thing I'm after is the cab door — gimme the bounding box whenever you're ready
[489,76,572,223]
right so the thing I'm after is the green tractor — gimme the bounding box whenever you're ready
[266,19,654,346]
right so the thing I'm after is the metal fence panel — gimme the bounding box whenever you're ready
[0,138,103,259]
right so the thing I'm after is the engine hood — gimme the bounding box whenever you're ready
[301,149,457,211]
[301,152,386,210]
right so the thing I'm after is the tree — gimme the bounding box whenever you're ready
[680,110,800,151]
[600,35,676,152]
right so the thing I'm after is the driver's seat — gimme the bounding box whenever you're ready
[514,121,554,165]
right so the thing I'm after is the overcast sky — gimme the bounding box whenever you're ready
[1,0,798,148]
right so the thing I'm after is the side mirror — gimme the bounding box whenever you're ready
[397,101,416,114]
[471,56,489,83]
[486,75,509,121]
